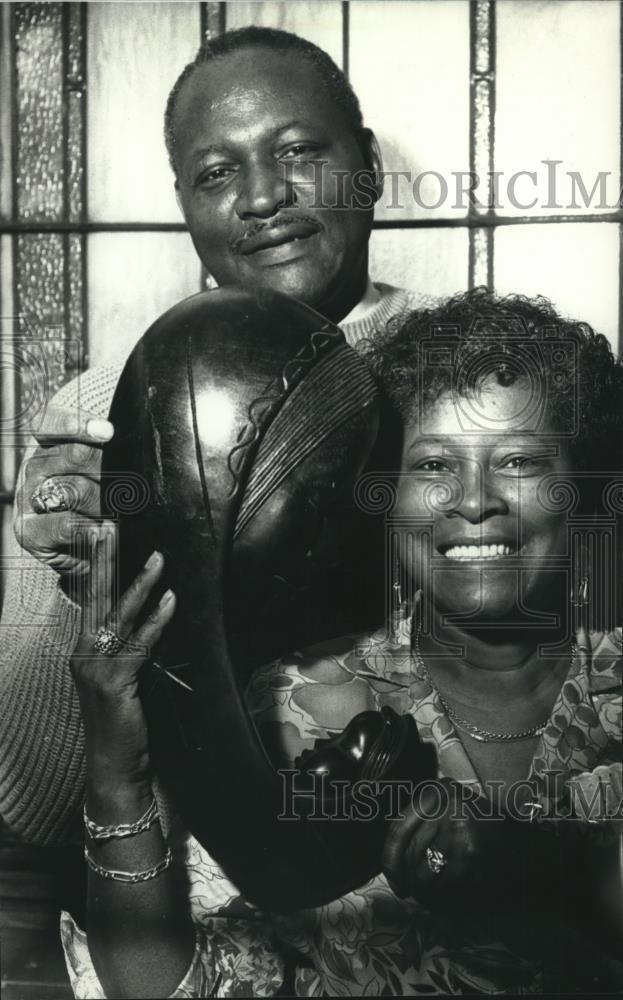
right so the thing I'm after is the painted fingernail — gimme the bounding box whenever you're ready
[159,588,174,607]
[144,551,162,571]
[86,418,114,442]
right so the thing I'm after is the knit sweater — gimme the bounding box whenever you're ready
[0,283,422,844]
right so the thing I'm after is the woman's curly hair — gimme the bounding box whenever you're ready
[362,287,623,475]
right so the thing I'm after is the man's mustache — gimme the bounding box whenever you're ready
[230,213,322,255]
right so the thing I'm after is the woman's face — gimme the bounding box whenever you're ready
[394,378,572,624]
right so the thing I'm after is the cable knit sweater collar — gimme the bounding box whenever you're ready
[341,282,413,347]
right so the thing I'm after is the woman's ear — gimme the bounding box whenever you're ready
[359,128,384,205]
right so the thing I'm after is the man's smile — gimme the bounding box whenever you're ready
[233,218,323,267]
[240,232,321,267]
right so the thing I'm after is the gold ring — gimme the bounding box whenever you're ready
[31,480,70,514]
[93,627,123,657]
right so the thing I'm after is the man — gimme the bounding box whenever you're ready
[0,27,424,843]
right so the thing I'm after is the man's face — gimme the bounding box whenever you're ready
[173,48,378,322]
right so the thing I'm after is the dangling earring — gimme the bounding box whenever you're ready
[409,589,424,653]
[571,575,589,608]
[570,536,591,635]
[389,547,413,646]
[389,575,408,645]
[571,571,590,636]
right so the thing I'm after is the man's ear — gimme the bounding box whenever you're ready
[175,182,187,221]
[360,127,384,205]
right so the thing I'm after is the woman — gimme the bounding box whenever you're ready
[63,289,622,997]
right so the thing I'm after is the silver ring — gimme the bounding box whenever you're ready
[31,480,70,514]
[93,627,123,657]
[425,845,447,876]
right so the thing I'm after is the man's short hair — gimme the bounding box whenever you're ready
[164,26,364,173]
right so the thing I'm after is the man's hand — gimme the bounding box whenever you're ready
[14,405,114,579]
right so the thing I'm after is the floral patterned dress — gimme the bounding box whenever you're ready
[61,626,622,997]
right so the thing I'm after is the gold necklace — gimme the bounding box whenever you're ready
[412,628,575,743]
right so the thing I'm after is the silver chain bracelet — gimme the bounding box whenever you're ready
[84,845,173,883]
[83,797,158,841]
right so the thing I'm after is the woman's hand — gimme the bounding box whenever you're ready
[381,778,497,907]
[70,525,176,792]
[71,529,196,1000]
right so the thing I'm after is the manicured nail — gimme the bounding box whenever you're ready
[144,551,162,571]
[86,418,114,442]
[159,588,174,607]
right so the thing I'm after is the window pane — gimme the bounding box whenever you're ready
[14,3,63,221]
[88,2,200,222]
[350,1,470,221]
[370,227,468,299]
[0,504,14,606]
[0,5,12,219]
[494,223,620,349]
[87,233,201,368]
[226,2,343,65]
[495,1,620,217]
[0,237,17,495]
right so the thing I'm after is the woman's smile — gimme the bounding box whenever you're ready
[440,542,519,560]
